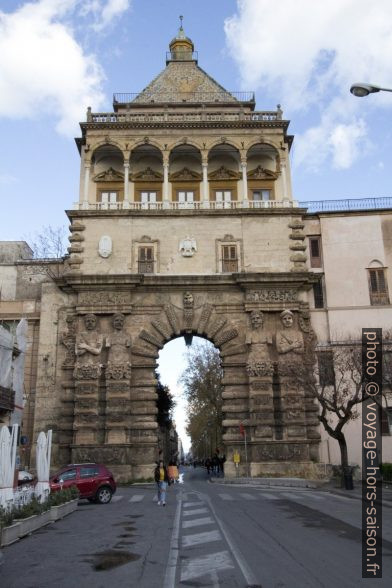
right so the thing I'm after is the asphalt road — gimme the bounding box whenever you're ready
[1,467,392,587]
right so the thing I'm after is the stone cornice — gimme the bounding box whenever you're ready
[55,271,317,293]
[80,120,290,132]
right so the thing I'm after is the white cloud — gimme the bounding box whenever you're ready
[81,0,131,32]
[0,1,131,136]
[0,173,18,185]
[225,0,392,171]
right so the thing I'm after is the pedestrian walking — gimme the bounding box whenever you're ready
[154,460,169,506]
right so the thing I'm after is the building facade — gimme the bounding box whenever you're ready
[1,26,391,479]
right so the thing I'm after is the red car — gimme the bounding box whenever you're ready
[50,463,116,504]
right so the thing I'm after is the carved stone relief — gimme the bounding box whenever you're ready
[73,314,103,380]
[246,289,297,303]
[245,310,273,377]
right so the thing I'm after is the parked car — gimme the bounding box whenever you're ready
[17,470,34,485]
[50,463,116,504]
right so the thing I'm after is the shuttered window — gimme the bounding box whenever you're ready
[138,246,154,273]
[318,351,335,387]
[222,245,238,272]
[368,268,389,305]
[100,191,118,209]
[309,237,322,268]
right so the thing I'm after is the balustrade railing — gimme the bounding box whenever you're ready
[73,200,299,211]
[89,110,281,124]
[299,197,392,213]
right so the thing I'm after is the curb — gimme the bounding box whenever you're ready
[208,477,328,489]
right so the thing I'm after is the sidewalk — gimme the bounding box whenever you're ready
[209,475,392,507]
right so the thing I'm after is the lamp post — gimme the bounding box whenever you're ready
[350,83,392,97]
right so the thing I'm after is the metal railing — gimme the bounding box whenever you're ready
[73,200,299,211]
[300,197,392,213]
[90,109,279,123]
[113,91,255,104]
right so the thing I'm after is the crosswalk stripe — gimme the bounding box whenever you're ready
[129,494,144,503]
[218,493,234,501]
[183,501,204,507]
[111,495,124,503]
[182,530,221,548]
[182,517,214,529]
[239,493,257,501]
[258,493,280,500]
[183,508,208,516]
[181,551,234,582]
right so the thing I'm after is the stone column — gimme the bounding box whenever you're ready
[163,161,170,209]
[241,159,248,207]
[123,162,130,209]
[281,159,288,201]
[83,163,91,210]
[202,162,209,208]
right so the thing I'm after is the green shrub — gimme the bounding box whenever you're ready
[0,506,15,529]
[49,485,79,507]
[381,463,392,480]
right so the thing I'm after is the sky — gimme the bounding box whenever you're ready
[2,0,392,451]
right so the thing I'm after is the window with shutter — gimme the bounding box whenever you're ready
[138,246,154,273]
[100,191,118,209]
[215,190,232,208]
[368,268,389,305]
[318,351,335,387]
[222,244,238,272]
[309,237,322,268]
[140,191,157,209]
[313,280,324,308]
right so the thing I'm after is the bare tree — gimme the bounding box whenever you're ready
[22,225,68,280]
[295,342,364,472]
[180,340,223,457]
[25,225,67,259]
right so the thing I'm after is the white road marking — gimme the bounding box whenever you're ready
[181,529,222,548]
[183,501,203,507]
[281,491,323,501]
[182,507,208,516]
[163,488,183,588]
[111,495,123,503]
[240,493,257,501]
[202,492,260,586]
[180,551,234,582]
[258,493,280,500]
[182,516,214,529]
[129,494,144,503]
[218,493,234,501]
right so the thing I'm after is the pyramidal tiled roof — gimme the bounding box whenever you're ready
[133,61,238,104]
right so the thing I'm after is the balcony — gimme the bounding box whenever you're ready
[88,109,281,124]
[0,386,15,412]
[73,200,299,212]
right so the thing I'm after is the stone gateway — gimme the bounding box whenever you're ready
[31,24,322,481]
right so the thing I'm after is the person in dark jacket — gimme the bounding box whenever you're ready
[154,460,169,506]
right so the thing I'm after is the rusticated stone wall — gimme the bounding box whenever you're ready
[32,273,320,481]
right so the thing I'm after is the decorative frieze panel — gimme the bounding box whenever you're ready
[246,289,297,303]
[78,292,131,306]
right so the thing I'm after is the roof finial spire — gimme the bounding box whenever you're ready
[179,15,183,28]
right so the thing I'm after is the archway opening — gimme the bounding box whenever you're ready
[156,335,223,465]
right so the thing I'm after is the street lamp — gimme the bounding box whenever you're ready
[350,82,392,97]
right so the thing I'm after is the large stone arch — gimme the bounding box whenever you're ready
[54,278,320,482]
